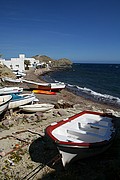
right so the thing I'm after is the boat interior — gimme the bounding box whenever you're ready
[52,114,113,143]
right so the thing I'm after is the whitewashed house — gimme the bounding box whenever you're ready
[0,58,6,65]
[0,54,39,72]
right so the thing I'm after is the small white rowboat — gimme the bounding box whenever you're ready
[8,93,37,109]
[0,87,23,95]
[1,77,23,83]
[0,95,12,115]
[46,111,116,167]
[19,103,54,112]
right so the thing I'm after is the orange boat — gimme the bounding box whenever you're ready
[32,90,56,95]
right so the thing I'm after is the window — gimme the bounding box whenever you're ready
[10,65,13,69]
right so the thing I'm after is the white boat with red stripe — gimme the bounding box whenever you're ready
[46,111,116,167]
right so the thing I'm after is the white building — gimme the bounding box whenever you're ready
[0,58,6,65]
[0,54,39,72]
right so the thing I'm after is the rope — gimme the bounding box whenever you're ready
[21,154,61,180]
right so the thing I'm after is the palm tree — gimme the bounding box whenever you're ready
[24,60,31,70]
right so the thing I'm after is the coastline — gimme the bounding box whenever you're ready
[33,68,120,115]
[0,68,120,179]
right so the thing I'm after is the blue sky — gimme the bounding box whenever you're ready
[0,0,120,63]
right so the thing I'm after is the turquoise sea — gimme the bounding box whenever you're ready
[41,63,120,107]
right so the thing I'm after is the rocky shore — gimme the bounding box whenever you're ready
[0,68,120,179]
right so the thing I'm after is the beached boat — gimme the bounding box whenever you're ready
[19,103,54,112]
[0,87,23,95]
[32,90,56,95]
[50,82,66,91]
[0,95,12,115]
[22,79,65,91]
[1,77,23,83]
[8,93,38,109]
[12,70,26,77]
[46,111,116,167]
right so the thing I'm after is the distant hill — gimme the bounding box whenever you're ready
[32,55,73,68]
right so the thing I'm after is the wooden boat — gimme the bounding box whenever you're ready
[8,93,38,109]
[19,103,54,112]
[0,87,23,95]
[32,90,56,95]
[0,95,12,115]
[1,77,23,83]
[22,79,65,91]
[46,111,116,167]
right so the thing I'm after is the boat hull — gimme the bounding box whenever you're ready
[28,84,51,90]
[46,111,116,167]
[0,95,12,115]
[32,90,56,95]
[2,77,22,83]
[8,94,36,109]
[57,141,112,167]
[22,79,65,91]
[27,83,65,91]
[0,87,23,95]
[19,103,54,112]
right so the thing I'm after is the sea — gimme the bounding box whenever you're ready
[41,63,120,108]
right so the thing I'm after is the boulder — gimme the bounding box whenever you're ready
[55,99,73,109]
[58,109,68,116]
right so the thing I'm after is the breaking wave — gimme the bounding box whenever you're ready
[66,83,120,107]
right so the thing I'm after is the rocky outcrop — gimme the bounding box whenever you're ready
[51,58,73,68]
[32,55,53,63]
[0,64,16,78]
[32,55,73,69]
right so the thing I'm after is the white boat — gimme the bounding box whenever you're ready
[0,95,12,115]
[1,77,23,83]
[22,79,66,91]
[8,93,38,109]
[46,111,116,167]
[0,87,23,95]
[19,103,54,112]
[50,82,66,91]
[22,79,51,90]
[12,70,26,77]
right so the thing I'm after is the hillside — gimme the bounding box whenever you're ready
[0,64,15,78]
[32,55,73,68]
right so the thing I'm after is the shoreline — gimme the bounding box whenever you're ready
[38,65,120,110]
[0,68,120,179]
[33,68,120,113]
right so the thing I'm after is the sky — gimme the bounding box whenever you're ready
[0,0,120,63]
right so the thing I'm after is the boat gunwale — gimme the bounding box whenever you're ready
[10,94,35,102]
[0,95,12,106]
[46,111,116,147]
[19,103,54,108]
[0,87,23,95]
